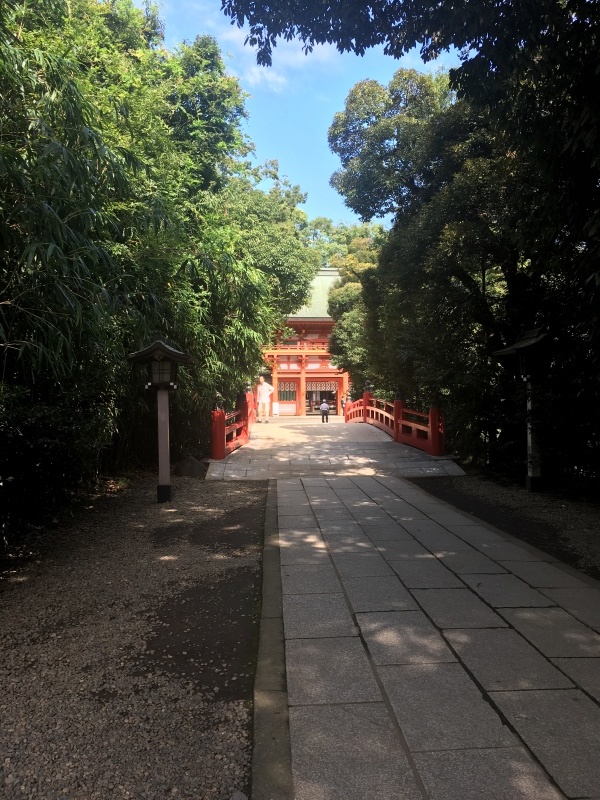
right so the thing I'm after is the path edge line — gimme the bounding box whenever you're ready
[251,478,293,800]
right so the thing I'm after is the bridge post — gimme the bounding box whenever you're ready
[211,409,226,460]
[236,391,249,441]
[393,392,405,443]
[363,380,374,423]
[428,407,444,456]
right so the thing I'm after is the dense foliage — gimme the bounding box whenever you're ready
[0,0,319,548]
[222,0,600,492]
[324,223,386,395]
[221,0,600,490]
[327,68,599,490]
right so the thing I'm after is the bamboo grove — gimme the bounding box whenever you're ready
[1,0,323,545]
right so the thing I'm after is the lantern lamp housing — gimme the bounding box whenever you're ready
[128,340,194,390]
[494,328,548,380]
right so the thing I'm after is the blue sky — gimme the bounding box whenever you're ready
[141,0,458,225]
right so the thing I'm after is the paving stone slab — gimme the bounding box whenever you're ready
[437,551,508,574]
[551,657,600,702]
[390,559,465,589]
[400,519,452,536]
[444,524,505,544]
[324,477,359,488]
[279,540,330,566]
[374,540,432,560]
[461,574,556,608]
[277,505,313,517]
[307,486,343,496]
[289,704,423,800]
[444,628,573,691]
[313,508,356,521]
[321,532,377,554]
[386,509,429,523]
[500,607,600,657]
[427,510,478,526]
[283,593,357,639]
[413,747,564,800]
[358,610,456,664]
[330,552,395,578]
[351,512,397,527]
[281,565,341,595]
[441,461,467,476]
[342,576,419,612]
[317,520,365,536]
[358,523,414,542]
[411,588,509,628]
[490,689,600,797]
[304,496,340,508]
[539,587,600,630]
[278,516,317,531]
[286,637,382,705]
[379,663,515,751]
[498,560,587,588]
[409,531,478,553]
[333,488,371,498]
[365,495,414,510]
[278,530,324,545]
[471,541,551,562]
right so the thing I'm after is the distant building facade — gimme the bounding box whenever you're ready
[261,267,350,416]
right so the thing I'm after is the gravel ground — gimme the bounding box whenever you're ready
[0,475,266,800]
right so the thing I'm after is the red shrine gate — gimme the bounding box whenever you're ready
[261,267,350,416]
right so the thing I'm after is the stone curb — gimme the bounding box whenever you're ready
[251,479,294,800]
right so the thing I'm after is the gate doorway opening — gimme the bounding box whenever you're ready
[305,381,339,415]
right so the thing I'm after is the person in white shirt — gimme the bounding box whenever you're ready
[256,376,274,422]
[320,400,329,423]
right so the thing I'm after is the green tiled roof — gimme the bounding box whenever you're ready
[289,267,339,319]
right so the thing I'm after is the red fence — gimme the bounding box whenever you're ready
[210,391,254,460]
[345,390,444,456]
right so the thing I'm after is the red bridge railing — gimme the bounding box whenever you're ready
[345,389,444,457]
[211,390,254,460]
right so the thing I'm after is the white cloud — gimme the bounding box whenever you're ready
[243,64,288,91]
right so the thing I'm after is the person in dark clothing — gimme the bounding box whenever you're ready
[320,400,329,422]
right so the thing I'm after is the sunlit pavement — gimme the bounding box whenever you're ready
[211,418,600,799]
[206,416,465,481]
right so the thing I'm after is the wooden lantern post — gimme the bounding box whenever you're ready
[128,340,194,503]
[495,328,549,492]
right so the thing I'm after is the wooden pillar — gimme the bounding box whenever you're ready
[363,385,374,423]
[299,355,306,416]
[246,389,256,428]
[393,396,406,443]
[236,391,249,441]
[271,356,279,417]
[157,387,171,502]
[526,380,541,492]
[271,356,279,399]
[211,409,226,460]
[428,407,444,456]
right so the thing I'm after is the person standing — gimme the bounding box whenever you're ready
[256,376,274,423]
[320,400,329,423]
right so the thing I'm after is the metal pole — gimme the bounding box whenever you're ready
[157,387,171,502]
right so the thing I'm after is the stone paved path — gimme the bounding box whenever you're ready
[210,418,600,800]
[206,417,464,481]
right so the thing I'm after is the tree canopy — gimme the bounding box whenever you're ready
[223,0,600,298]
[326,65,599,488]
